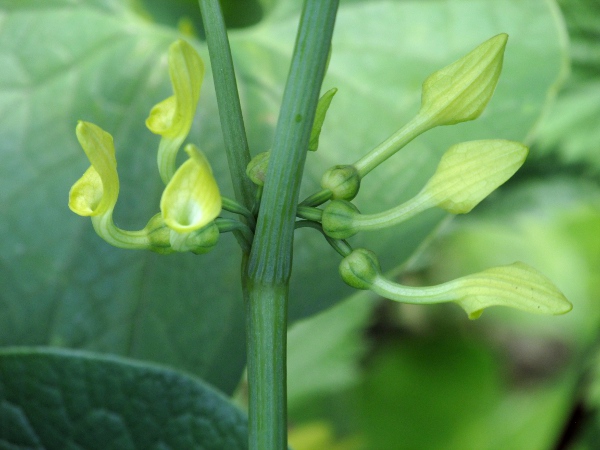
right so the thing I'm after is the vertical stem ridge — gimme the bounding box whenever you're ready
[248,0,339,283]
[245,1,339,449]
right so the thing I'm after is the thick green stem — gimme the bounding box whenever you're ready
[245,0,339,448]
[245,283,288,449]
[198,0,255,210]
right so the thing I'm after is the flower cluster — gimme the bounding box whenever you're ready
[293,34,572,319]
[68,40,224,254]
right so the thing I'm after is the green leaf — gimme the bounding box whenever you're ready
[308,87,337,152]
[535,0,600,173]
[354,334,576,450]
[0,0,566,390]
[0,347,248,449]
[287,291,375,408]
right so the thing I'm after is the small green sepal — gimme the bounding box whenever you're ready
[309,87,337,152]
[161,144,222,233]
[246,151,270,186]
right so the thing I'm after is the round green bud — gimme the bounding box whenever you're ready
[320,165,361,200]
[339,248,381,290]
[169,222,219,254]
[186,222,220,255]
[246,151,270,186]
[144,213,175,254]
[322,200,360,239]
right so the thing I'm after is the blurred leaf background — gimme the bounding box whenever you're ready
[0,0,599,448]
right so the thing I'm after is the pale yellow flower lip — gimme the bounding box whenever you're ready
[146,39,205,184]
[68,121,119,216]
[161,144,222,233]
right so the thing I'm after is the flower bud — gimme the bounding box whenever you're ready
[422,139,527,214]
[448,262,572,319]
[161,144,221,233]
[339,248,381,290]
[169,222,219,254]
[367,262,572,319]
[321,200,360,239]
[143,213,175,254]
[320,165,361,200]
[419,33,508,126]
[246,151,270,186]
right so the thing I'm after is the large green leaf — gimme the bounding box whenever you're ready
[0,0,566,391]
[0,348,247,449]
[535,0,600,173]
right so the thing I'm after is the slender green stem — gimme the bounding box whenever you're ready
[299,188,332,207]
[352,193,433,232]
[198,0,255,210]
[245,1,339,448]
[353,113,433,178]
[296,205,323,222]
[215,217,254,252]
[295,220,352,257]
[221,196,256,229]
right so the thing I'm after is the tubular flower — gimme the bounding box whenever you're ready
[146,39,205,184]
[418,33,508,126]
[353,34,508,178]
[322,140,527,239]
[161,144,222,233]
[339,249,572,319]
[69,122,173,252]
[69,121,118,217]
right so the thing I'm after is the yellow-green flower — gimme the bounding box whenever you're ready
[69,121,174,253]
[69,121,119,217]
[339,248,572,319]
[419,33,508,126]
[322,140,527,239]
[161,144,222,233]
[353,34,508,178]
[146,39,205,184]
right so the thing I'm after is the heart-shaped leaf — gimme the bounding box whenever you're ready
[0,0,566,392]
[0,348,247,449]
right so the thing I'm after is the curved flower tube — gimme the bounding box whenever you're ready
[353,34,508,178]
[340,248,572,319]
[146,39,205,184]
[69,121,173,252]
[322,140,527,239]
[161,144,222,233]
[69,121,118,217]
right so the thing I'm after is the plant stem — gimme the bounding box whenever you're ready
[198,0,255,210]
[245,0,339,448]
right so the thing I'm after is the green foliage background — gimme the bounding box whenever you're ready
[1,0,599,448]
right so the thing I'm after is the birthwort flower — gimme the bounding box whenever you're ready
[321,140,527,239]
[146,39,205,184]
[339,249,572,319]
[161,144,222,233]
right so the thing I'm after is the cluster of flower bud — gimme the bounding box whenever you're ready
[69,40,223,254]
[297,33,572,318]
